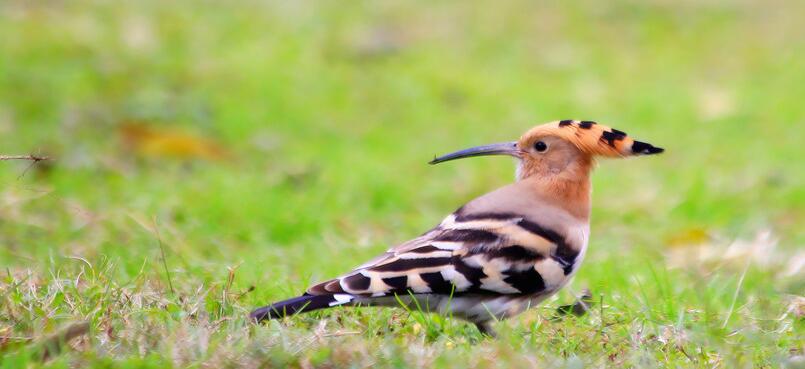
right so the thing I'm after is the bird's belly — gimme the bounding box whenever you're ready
[436,294,555,323]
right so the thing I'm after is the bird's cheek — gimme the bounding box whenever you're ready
[515,159,525,180]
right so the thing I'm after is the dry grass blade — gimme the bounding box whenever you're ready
[0,155,50,161]
[322,331,362,338]
[152,217,175,294]
[0,154,51,179]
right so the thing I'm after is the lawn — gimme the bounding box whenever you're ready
[1,1,803,368]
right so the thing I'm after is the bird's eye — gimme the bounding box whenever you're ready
[534,141,548,152]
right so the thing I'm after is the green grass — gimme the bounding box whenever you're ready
[1,0,804,367]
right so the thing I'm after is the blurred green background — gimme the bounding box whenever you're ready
[1,1,803,368]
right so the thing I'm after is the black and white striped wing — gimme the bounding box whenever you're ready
[307,211,580,299]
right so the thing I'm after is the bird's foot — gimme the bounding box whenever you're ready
[474,322,497,338]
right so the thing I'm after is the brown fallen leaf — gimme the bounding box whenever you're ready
[666,229,780,272]
[119,122,227,161]
[38,321,90,361]
[665,227,710,248]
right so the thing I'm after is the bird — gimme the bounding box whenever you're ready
[250,120,664,336]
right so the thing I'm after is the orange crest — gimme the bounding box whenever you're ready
[519,120,663,157]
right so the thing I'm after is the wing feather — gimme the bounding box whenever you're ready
[307,208,578,298]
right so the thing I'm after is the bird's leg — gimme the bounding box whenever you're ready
[474,322,497,338]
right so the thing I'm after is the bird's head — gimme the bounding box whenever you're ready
[430,120,664,181]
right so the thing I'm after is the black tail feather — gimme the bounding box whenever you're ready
[250,294,351,322]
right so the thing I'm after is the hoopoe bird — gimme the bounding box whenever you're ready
[251,120,663,336]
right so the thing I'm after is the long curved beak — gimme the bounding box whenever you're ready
[429,141,520,165]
